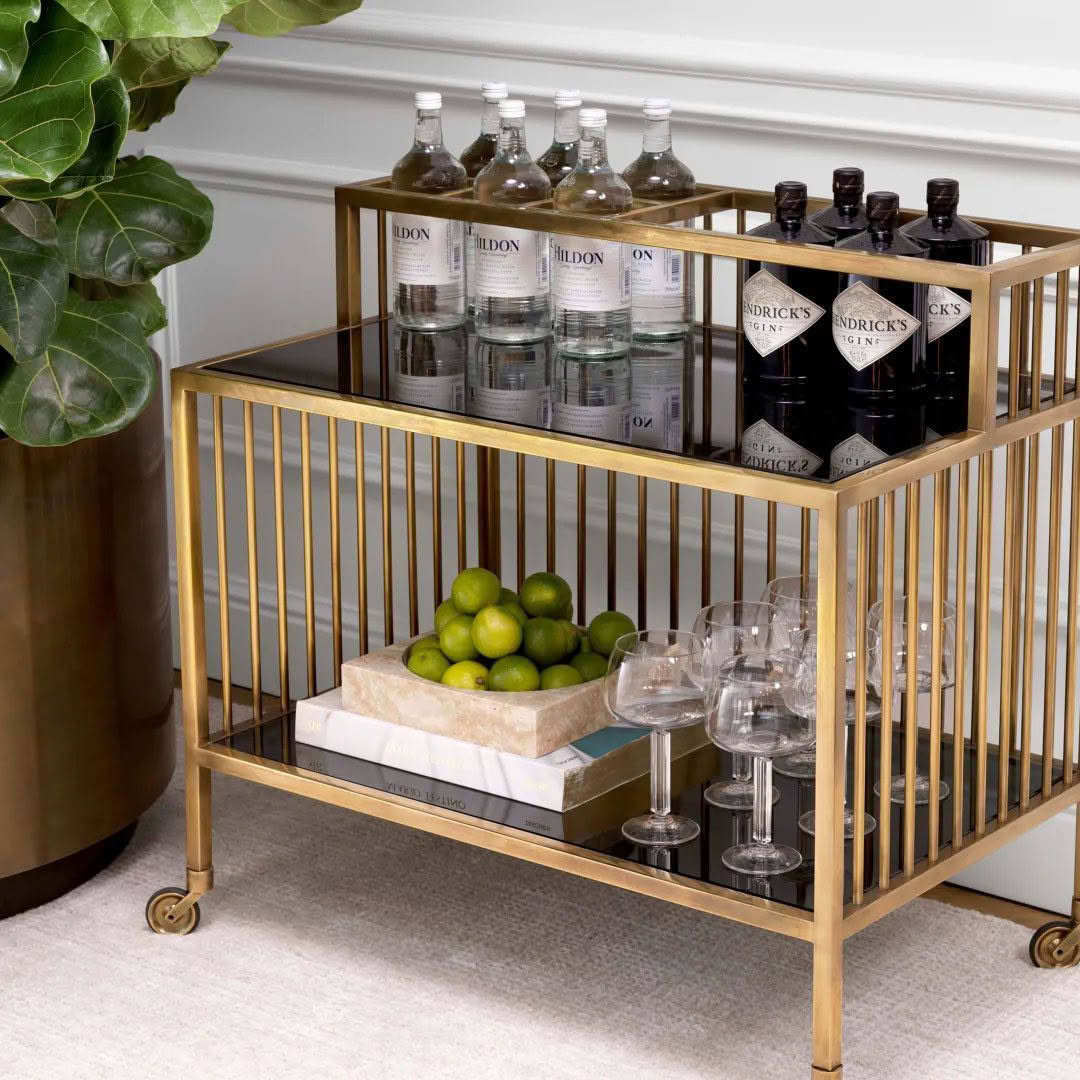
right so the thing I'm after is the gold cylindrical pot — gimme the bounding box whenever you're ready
[0,379,174,913]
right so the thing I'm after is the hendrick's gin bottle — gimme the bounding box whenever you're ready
[742,181,836,386]
[901,178,989,432]
[741,379,830,480]
[809,167,868,241]
[833,191,928,397]
[828,395,926,480]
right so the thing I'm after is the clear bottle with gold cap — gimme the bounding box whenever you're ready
[537,89,581,189]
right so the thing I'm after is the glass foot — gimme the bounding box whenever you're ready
[773,750,816,780]
[721,840,801,877]
[798,808,877,838]
[704,778,780,811]
[873,774,950,805]
[622,812,700,848]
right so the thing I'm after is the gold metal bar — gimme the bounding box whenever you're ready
[334,194,363,327]
[1054,270,1069,401]
[702,212,713,446]
[329,418,342,678]
[733,495,745,602]
[577,465,587,627]
[607,471,617,611]
[973,452,992,832]
[1019,249,1032,410]
[1029,274,1044,413]
[952,459,969,848]
[637,476,647,630]
[852,502,870,903]
[1009,437,1027,754]
[355,422,368,655]
[457,441,467,573]
[516,453,525,592]
[272,407,289,709]
[300,412,316,698]
[928,472,947,863]
[669,483,680,628]
[1020,434,1039,807]
[800,507,812,584]
[484,448,502,580]
[545,459,555,572]
[766,502,777,583]
[242,401,262,721]
[1008,282,1023,416]
[1066,421,1080,784]
[432,438,443,606]
[475,447,488,569]
[1044,423,1064,797]
[377,210,389,398]
[904,481,920,876]
[381,427,393,646]
[867,500,879,606]
[406,432,418,637]
[701,488,712,606]
[212,397,232,733]
[999,443,1020,822]
[879,492,896,890]
[734,208,747,608]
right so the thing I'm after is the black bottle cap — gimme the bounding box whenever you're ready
[866,190,899,228]
[833,167,864,203]
[775,180,807,218]
[927,177,960,215]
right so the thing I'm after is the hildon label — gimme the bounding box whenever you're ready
[552,237,631,311]
[742,269,825,356]
[927,285,971,342]
[832,281,920,371]
[741,418,822,476]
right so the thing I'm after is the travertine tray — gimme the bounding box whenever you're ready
[341,638,609,758]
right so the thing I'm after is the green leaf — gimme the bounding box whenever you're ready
[128,77,187,130]
[0,0,40,96]
[0,291,155,445]
[55,0,236,38]
[0,200,67,361]
[0,5,109,186]
[225,0,364,36]
[113,35,228,88]
[57,154,213,284]
[86,279,168,335]
[4,74,129,200]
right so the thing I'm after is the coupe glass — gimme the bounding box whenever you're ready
[605,629,706,847]
[692,601,788,810]
[705,652,815,875]
[868,598,955,804]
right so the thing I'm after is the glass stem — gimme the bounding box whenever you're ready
[733,752,751,783]
[650,729,672,819]
[752,756,773,847]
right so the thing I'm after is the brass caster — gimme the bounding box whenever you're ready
[145,887,201,936]
[1028,920,1080,969]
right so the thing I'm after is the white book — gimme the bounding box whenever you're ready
[295,687,708,812]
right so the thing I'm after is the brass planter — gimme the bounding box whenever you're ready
[0,380,174,913]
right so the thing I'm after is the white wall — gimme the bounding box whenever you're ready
[141,0,1080,912]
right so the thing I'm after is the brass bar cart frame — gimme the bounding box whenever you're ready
[156,179,1080,1078]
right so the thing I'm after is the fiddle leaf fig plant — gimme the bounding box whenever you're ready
[0,0,365,446]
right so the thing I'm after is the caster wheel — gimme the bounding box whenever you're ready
[1028,920,1080,969]
[145,887,201,936]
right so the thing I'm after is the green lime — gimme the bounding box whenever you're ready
[556,618,581,657]
[522,616,567,668]
[410,634,442,655]
[434,599,460,634]
[450,567,502,615]
[588,611,637,656]
[540,664,584,690]
[407,648,451,682]
[499,587,521,607]
[501,599,528,626]
[562,598,575,620]
[488,655,541,692]
[520,572,573,618]
[571,651,608,681]
[471,605,523,659]
[441,660,489,690]
[578,635,594,654]
[439,614,478,662]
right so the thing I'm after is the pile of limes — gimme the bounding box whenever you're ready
[405,567,636,692]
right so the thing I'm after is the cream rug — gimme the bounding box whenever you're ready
[4,697,1079,1080]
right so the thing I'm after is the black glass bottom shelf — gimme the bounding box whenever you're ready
[215,715,1061,913]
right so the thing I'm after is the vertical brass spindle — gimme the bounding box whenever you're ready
[669,483,680,628]
[1054,270,1069,401]
[329,418,342,679]
[272,407,289,709]
[733,495,745,601]
[1019,433,1040,807]
[1065,421,1080,784]
[701,488,712,606]
[878,492,896,889]
[734,208,746,605]
[545,459,555,572]
[928,472,947,863]
[1009,437,1027,755]
[432,437,443,606]
[998,443,1020,822]
[637,477,648,629]
[300,413,316,697]
[516,453,525,592]
[867,499,879,606]
[577,466,587,627]
[766,502,777,583]
[953,460,969,847]
[1018,246,1033,409]
[212,397,232,732]
[456,441,467,572]
[1044,423,1064,797]
[405,432,418,637]
[973,452,992,832]
[852,503,870,902]
[702,212,713,447]
[381,428,393,646]
[377,210,389,398]
[1030,274,1044,413]
[1008,283,1023,416]
[800,508,811,582]
[243,401,261,721]
[903,482,920,876]
[355,423,368,655]
[607,472,617,611]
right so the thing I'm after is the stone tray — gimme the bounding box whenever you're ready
[341,638,609,758]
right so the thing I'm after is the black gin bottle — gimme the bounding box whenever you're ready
[901,178,989,431]
[809,167,868,241]
[742,181,836,386]
[833,191,928,397]
[828,395,926,480]
[741,378,830,480]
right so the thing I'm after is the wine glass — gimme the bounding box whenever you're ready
[705,652,815,875]
[605,629,706,847]
[868,598,956,804]
[692,601,788,810]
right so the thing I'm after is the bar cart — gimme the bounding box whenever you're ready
[150,176,1080,1078]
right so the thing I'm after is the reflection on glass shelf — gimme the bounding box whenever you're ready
[391,325,466,414]
[467,336,553,429]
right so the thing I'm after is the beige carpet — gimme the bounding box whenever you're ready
[4,697,1080,1080]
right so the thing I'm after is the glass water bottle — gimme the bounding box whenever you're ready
[537,88,581,189]
[552,351,632,443]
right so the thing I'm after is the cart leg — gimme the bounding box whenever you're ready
[1027,806,1080,967]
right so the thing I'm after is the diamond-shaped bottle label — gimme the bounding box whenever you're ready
[742,269,825,357]
[927,285,971,343]
[742,419,823,476]
[832,281,921,371]
[829,433,890,480]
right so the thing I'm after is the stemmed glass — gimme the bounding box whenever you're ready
[605,629,706,847]
[692,601,788,810]
[705,652,815,875]
[869,598,955,804]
